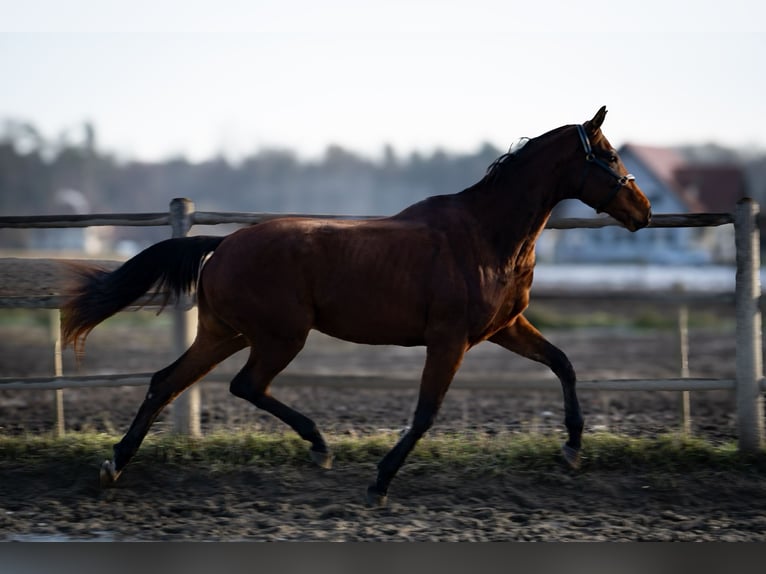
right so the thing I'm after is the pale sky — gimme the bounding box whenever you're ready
[1,0,765,161]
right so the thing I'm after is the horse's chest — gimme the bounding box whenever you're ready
[472,267,533,333]
[493,285,529,322]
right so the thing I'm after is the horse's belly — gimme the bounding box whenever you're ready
[313,296,427,347]
[315,324,426,347]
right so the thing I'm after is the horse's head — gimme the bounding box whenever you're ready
[570,106,652,232]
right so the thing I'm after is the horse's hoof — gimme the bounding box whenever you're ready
[365,485,388,508]
[561,444,581,469]
[99,460,119,488]
[309,449,333,470]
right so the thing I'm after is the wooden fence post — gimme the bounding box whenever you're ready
[677,304,691,436]
[734,198,764,452]
[49,308,65,436]
[169,198,201,437]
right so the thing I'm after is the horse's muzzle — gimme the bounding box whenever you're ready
[629,209,652,232]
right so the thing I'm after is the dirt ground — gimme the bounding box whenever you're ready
[3,316,766,541]
[1,258,765,541]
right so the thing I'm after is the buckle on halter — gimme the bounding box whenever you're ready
[619,174,636,185]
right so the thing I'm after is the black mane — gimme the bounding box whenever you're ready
[482,124,575,186]
[483,137,531,184]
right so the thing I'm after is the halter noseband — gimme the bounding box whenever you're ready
[576,124,635,213]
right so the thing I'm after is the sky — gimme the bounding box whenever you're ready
[1,0,765,162]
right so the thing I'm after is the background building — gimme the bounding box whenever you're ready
[548,144,746,264]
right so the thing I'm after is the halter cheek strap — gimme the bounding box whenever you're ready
[576,124,636,213]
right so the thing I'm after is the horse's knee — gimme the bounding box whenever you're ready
[229,375,256,402]
[549,347,576,384]
[411,404,439,435]
[230,374,272,410]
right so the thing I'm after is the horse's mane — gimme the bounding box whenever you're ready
[482,124,570,186]
[482,137,531,185]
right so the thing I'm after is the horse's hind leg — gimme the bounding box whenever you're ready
[229,337,332,469]
[367,340,466,506]
[100,329,247,486]
[490,315,583,468]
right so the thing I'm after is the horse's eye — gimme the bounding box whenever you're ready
[608,154,618,163]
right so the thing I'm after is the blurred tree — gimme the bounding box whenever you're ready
[2,118,764,253]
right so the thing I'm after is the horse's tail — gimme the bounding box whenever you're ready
[61,235,225,356]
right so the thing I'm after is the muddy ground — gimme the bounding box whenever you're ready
[1,257,765,540]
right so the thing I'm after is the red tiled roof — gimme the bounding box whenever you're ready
[623,144,686,191]
[674,165,745,212]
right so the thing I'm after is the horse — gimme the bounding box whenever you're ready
[62,106,651,506]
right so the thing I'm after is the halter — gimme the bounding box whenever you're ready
[576,124,636,213]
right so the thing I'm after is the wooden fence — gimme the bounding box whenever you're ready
[0,198,763,451]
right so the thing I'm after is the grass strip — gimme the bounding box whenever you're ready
[1,431,764,475]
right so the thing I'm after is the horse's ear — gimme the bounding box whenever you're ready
[586,106,608,133]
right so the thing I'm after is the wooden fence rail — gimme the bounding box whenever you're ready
[0,198,762,451]
[0,371,756,393]
[0,210,735,229]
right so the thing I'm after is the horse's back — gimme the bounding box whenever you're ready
[200,217,449,345]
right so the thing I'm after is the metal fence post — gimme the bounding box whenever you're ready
[734,198,764,452]
[169,198,201,437]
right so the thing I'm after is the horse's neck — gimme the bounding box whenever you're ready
[459,178,559,267]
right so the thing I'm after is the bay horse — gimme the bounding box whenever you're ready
[62,107,651,506]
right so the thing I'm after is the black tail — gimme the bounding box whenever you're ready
[62,235,225,356]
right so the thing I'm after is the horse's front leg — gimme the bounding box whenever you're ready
[490,315,583,468]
